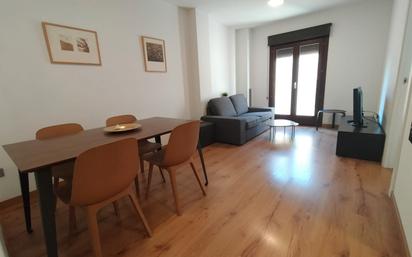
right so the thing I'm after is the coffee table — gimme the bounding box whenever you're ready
[316,109,346,130]
[267,119,299,141]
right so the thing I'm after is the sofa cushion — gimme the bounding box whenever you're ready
[208,97,237,116]
[229,94,249,115]
[240,115,260,129]
[240,112,272,122]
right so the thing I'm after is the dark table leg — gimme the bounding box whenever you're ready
[18,171,33,234]
[155,135,161,144]
[269,127,272,141]
[197,146,208,186]
[271,127,274,141]
[35,167,58,257]
[316,111,321,131]
[332,113,336,129]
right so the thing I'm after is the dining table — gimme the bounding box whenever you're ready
[2,117,208,257]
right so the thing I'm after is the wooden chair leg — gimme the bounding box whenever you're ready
[112,202,119,216]
[159,167,166,183]
[167,169,181,216]
[139,157,145,174]
[145,164,154,199]
[128,188,152,237]
[86,207,103,257]
[53,177,59,190]
[53,177,59,209]
[69,206,77,232]
[134,175,140,199]
[190,162,207,196]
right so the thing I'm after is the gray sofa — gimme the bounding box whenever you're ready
[201,94,272,145]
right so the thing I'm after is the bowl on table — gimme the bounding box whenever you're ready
[103,123,141,133]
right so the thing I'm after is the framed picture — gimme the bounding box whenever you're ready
[141,36,167,72]
[42,22,102,65]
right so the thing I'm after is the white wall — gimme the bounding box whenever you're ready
[236,29,251,103]
[379,0,410,125]
[195,9,236,113]
[209,18,236,98]
[249,0,392,120]
[178,8,236,118]
[386,1,412,253]
[393,66,412,254]
[381,0,411,170]
[178,8,202,119]
[0,0,189,201]
[195,9,213,110]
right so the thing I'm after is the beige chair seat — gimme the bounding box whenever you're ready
[106,114,162,174]
[138,141,161,155]
[143,121,206,216]
[36,123,84,233]
[51,161,75,181]
[55,181,71,204]
[143,149,166,166]
[55,139,152,257]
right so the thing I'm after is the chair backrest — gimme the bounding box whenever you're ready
[36,123,83,140]
[70,138,138,206]
[106,114,137,126]
[163,121,200,167]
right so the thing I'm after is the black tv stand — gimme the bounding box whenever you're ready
[347,119,367,128]
[348,120,368,128]
[336,116,385,162]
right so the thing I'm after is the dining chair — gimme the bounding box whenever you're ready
[143,121,206,215]
[37,123,119,231]
[55,138,152,257]
[106,114,165,183]
[36,123,84,229]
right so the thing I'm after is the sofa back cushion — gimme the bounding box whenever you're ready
[207,97,237,116]
[230,94,249,115]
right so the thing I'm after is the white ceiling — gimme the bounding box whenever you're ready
[163,0,366,27]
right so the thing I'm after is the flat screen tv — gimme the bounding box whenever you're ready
[352,87,364,127]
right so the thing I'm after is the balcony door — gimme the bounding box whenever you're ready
[269,37,329,126]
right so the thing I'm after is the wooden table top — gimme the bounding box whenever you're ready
[3,117,188,173]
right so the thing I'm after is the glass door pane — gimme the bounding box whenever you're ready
[274,48,294,115]
[296,43,320,116]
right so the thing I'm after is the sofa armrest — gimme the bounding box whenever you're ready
[248,107,273,113]
[201,116,247,145]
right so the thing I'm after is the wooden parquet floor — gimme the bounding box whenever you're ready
[0,127,407,257]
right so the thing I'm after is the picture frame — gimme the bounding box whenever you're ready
[42,22,102,65]
[141,36,167,72]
